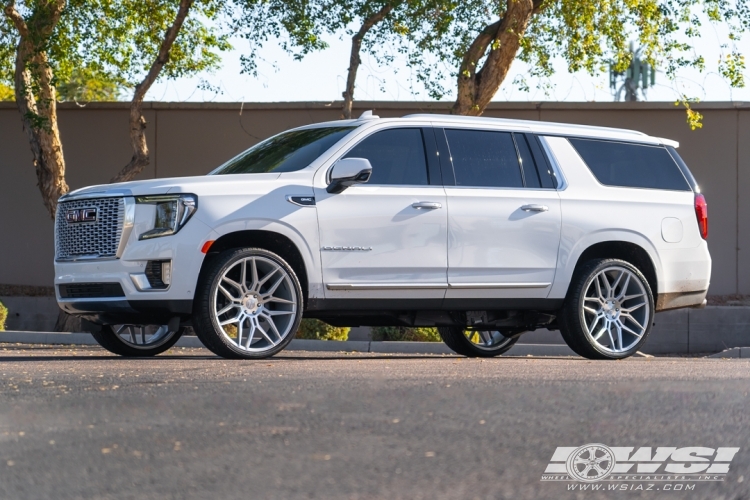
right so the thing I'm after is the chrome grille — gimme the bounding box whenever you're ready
[55,197,124,260]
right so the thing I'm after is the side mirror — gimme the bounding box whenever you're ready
[327,158,372,194]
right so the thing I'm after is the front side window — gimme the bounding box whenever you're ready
[569,138,691,191]
[211,126,355,175]
[444,129,524,188]
[343,128,429,185]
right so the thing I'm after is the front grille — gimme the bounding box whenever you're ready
[55,197,124,260]
[58,283,125,299]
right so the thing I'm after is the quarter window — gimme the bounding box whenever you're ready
[344,128,429,185]
[569,138,691,191]
[444,129,524,188]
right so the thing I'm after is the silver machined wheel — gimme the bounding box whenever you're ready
[464,330,516,351]
[582,266,650,354]
[213,255,297,353]
[113,324,177,350]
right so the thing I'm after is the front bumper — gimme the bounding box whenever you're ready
[55,214,213,325]
[59,298,193,325]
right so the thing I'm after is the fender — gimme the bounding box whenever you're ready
[549,228,663,299]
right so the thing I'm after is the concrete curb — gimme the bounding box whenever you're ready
[707,347,750,358]
[0,331,578,357]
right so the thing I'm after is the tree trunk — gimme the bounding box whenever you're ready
[341,4,394,119]
[4,1,69,219]
[451,0,536,116]
[110,0,194,183]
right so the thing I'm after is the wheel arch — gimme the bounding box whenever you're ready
[565,240,659,299]
[199,229,311,307]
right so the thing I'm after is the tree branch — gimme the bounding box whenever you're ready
[111,0,194,183]
[3,1,29,37]
[452,0,535,115]
[341,2,395,119]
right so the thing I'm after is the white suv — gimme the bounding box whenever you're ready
[54,112,710,360]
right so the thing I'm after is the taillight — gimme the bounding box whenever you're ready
[695,193,708,239]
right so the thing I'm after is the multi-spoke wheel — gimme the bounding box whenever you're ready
[90,324,184,357]
[193,248,303,359]
[438,326,519,357]
[559,258,654,359]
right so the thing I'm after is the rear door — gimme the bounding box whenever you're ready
[439,127,562,301]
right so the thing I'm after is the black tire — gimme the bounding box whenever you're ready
[559,258,654,360]
[437,327,519,357]
[192,247,303,360]
[91,325,184,357]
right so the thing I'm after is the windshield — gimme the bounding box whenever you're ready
[210,126,356,175]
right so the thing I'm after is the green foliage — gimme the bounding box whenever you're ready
[371,326,441,342]
[0,301,7,331]
[0,83,12,101]
[389,0,749,125]
[296,318,350,341]
[0,1,232,101]
[55,69,123,102]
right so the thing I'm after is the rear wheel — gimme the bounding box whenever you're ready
[91,324,184,357]
[559,258,654,360]
[438,327,519,357]
[192,248,303,359]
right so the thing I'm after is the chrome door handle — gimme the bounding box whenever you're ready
[520,204,549,212]
[412,202,442,209]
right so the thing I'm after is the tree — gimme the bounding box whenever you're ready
[2,0,69,219]
[0,1,229,217]
[340,2,395,119]
[109,0,231,183]
[403,0,748,125]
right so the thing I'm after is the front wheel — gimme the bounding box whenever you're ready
[91,324,184,357]
[559,258,654,360]
[192,248,303,359]
[438,327,519,357]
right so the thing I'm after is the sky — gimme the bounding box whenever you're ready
[145,23,750,105]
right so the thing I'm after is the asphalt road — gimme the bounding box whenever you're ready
[0,345,749,500]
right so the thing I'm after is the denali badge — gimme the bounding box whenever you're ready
[66,208,98,223]
[322,246,372,251]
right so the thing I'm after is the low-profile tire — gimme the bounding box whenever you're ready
[559,258,654,360]
[437,327,519,357]
[192,247,303,360]
[91,324,184,357]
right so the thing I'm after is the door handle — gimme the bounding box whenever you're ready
[520,204,549,212]
[412,202,442,209]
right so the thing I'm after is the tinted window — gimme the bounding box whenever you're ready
[569,138,691,191]
[514,134,541,188]
[666,146,698,192]
[212,126,354,175]
[344,128,428,185]
[444,129,523,188]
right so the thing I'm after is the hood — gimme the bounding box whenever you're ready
[60,173,283,201]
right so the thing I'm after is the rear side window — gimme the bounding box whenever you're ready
[569,138,691,191]
[444,129,523,188]
[344,128,429,185]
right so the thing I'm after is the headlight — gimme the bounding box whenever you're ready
[136,194,197,240]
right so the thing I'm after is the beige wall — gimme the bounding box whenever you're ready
[0,101,746,295]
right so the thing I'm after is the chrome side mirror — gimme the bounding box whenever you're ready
[327,158,372,194]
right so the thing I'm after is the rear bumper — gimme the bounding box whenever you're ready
[58,298,193,325]
[655,289,708,312]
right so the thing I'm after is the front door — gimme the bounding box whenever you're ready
[439,128,562,301]
[315,127,448,302]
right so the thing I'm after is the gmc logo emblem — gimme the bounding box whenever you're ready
[66,208,98,223]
